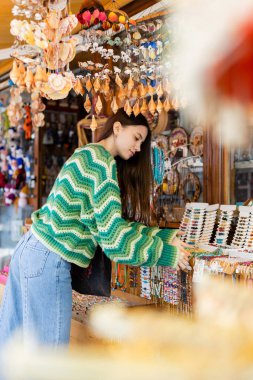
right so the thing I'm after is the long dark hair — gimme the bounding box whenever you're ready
[97,109,153,224]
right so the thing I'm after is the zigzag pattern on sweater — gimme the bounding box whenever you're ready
[31,144,179,268]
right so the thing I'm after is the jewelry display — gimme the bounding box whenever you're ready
[152,144,165,186]
[140,267,151,300]
[179,203,208,245]
[214,205,236,246]
[150,266,164,301]
[231,206,253,249]
[199,204,219,244]
[163,267,180,305]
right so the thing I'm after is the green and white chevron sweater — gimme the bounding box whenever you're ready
[31,144,179,268]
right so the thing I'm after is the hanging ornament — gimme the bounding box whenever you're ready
[10,60,20,84]
[25,67,34,93]
[157,83,164,98]
[111,96,119,114]
[108,11,118,23]
[124,100,132,116]
[90,115,98,131]
[34,66,47,90]
[84,94,92,113]
[101,79,110,94]
[127,75,134,92]
[18,72,26,93]
[133,99,140,117]
[156,98,163,114]
[46,10,61,29]
[163,98,171,112]
[117,86,125,101]
[112,23,121,32]
[115,73,123,88]
[85,77,93,92]
[148,84,155,95]
[133,31,141,40]
[59,42,71,62]
[138,83,146,98]
[103,90,112,102]
[74,78,84,96]
[131,88,138,99]
[95,95,103,114]
[93,77,101,93]
[140,98,148,115]
[149,48,156,60]
[149,95,156,115]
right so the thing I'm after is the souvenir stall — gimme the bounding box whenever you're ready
[1,0,253,344]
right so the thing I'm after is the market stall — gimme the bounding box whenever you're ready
[1,0,253,368]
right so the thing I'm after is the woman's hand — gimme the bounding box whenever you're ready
[171,236,192,272]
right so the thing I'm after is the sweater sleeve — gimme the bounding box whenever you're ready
[90,155,179,268]
[128,222,178,245]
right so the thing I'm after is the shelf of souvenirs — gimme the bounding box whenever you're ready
[191,245,253,280]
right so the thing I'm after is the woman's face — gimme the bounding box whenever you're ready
[113,123,148,160]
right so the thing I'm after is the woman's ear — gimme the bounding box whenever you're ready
[113,121,122,136]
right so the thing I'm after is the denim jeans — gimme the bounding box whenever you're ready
[0,230,72,347]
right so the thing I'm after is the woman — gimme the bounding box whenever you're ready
[0,109,190,346]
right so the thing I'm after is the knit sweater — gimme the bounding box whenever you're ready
[31,144,179,268]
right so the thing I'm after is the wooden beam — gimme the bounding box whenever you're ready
[136,9,171,23]
[203,126,231,205]
[121,0,159,17]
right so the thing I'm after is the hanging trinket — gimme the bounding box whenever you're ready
[148,84,155,95]
[149,48,156,60]
[59,42,70,62]
[104,90,112,102]
[138,83,146,98]
[117,86,125,101]
[83,94,91,113]
[163,97,171,112]
[25,68,34,92]
[127,75,134,92]
[140,98,148,115]
[131,88,138,99]
[149,95,156,115]
[90,115,97,131]
[18,71,26,92]
[34,66,47,89]
[133,31,141,40]
[157,83,164,97]
[46,10,61,29]
[93,77,101,93]
[10,60,20,84]
[111,96,119,114]
[124,100,132,116]
[73,78,84,96]
[133,99,140,117]
[102,79,110,94]
[115,73,123,88]
[95,95,103,115]
[156,98,163,114]
[85,77,93,92]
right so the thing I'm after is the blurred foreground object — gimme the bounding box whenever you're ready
[2,277,253,379]
[170,0,253,146]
